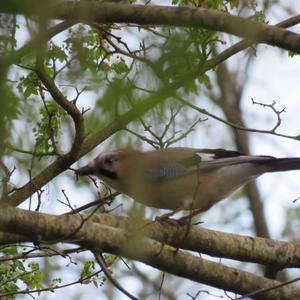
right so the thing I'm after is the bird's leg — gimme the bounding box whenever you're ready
[176,207,206,225]
[174,166,205,227]
[155,206,206,225]
[155,207,184,224]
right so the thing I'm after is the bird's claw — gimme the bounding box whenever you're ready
[155,215,194,226]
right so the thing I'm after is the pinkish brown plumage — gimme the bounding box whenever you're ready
[76,147,300,214]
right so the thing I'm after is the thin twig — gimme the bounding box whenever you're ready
[177,97,300,141]
[0,269,104,298]
[236,277,300,300]
[94,252,140,300]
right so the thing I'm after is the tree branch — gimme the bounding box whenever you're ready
[2,2,300,54]
[90,214,300,269]
[0,207,299,299]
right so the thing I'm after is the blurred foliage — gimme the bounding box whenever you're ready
[81,259,106,287]
[1,0,293,298]
[17,72,39,99]
[282,205,300,239]
[0,14,17,54]
[0,247,43,298]
[33,101,67,154]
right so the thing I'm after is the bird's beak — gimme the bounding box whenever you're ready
[75,165,94,176]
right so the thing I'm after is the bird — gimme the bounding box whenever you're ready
[75,147,300,219]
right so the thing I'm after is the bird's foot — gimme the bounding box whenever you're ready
[155,215,180,225]
[155,207,205,226]
[155,208,181,224]
[176,215,204,226]
[155,214,199,226]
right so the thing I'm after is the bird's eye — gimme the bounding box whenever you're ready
[104,158,114,165]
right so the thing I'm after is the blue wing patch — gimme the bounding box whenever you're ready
[146,163,190,180]
[146,154,201,181]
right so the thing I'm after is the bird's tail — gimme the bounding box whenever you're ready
[260,157,300,173]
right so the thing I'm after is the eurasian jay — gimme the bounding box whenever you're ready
[75,148,300,217]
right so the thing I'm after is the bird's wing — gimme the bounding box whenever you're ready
[146,148,275,181]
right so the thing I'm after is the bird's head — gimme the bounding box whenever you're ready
[75,150,129,181]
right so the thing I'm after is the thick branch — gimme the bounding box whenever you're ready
[0,231,27,244]
[2,2,300,54]
[2,211,299,269]
[90,214,300,269]
[0,206,299,299]
[205,13,300,71]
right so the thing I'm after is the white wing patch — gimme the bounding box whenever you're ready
[195,152,216,161]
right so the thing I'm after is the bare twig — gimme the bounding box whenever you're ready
[236,277,300,300]
[177,97,300,141]
[0,246,83,263]
[126,106,205,149]
[66,192,119,215]
[158,272,165,300]
[187,289,224,299]
[0,268,104,298]
[35,188,44,212]
[251,98,286,132]
[0,161,16,198]
[94,252,140,300]
[6,145,57,157]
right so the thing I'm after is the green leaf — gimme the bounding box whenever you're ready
[47,44,68,63]
[1,246,18,255]
[112,60,129,74]
[17,72,39,99]
[23,85,38,98]
[15,260,26,272]
[81,260,96,278]
[198,73,211,88]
